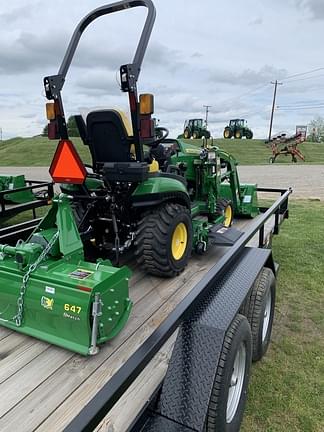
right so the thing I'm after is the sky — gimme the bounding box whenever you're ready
[0,0,324,140]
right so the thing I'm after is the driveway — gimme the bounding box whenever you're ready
[0,165,323,200]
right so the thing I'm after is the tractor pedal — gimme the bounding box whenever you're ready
[208,226,243,246]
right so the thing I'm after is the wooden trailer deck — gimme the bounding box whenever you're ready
[0,215,277,432]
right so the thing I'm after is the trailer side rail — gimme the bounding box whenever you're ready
[0,180,54,218]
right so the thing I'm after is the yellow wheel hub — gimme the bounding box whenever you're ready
[224,205,232,227]
[225,130,229,137]
[171,222,188,260]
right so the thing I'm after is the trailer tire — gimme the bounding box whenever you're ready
[245,267,276,362]
[205,314,252,432]
[135,203,193,277]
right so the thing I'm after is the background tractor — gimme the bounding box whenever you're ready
[182,118,211,139]
[224,119,253,139]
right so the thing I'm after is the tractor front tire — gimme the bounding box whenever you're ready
[246,131,253,139]
[135,203,193,277]
[217,199,233,228]
[235,130,242,139]
[193,131,199,139]
[184,129,191,139]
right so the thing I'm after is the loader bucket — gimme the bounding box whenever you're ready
[0,257,132,355]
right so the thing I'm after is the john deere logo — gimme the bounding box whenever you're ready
[41,296,54,310]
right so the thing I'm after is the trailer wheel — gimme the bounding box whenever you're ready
[217,199,233,228]
[205,314,252,432]
[135,203,193,277]
[245,267,276,361]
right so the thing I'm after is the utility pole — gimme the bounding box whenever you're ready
[268,80,282,143]
[203,105,212,128]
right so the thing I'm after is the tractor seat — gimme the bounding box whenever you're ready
[83,109,149,182]
[86,109,134,168]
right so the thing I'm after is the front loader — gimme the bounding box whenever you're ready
[0,0,259,355]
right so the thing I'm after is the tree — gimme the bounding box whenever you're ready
[67,116,80,137]
[42,124,48,136]
[308,116,324,142]
[42,116,80,138]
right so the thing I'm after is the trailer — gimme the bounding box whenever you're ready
[0,186,291,432]
[0,178,54,221]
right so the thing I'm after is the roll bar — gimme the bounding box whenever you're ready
[43,0,156,159]
[44,0,155,99]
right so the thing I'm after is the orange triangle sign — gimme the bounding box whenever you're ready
[49,139,87,184]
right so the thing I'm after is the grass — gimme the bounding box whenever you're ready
[241,200,324,432]
[0,136,91,166]
[0,136,324,166]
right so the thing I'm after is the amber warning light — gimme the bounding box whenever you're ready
[49,139,87,184]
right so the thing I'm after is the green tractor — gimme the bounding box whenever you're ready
[0,0,258,356]
[182,118,211,139]
[224,119,253,139]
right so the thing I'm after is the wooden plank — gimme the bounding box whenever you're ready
[0,327,12,341]
[94,332,178,432]
[0,336,49,384]
[0,347,73,418]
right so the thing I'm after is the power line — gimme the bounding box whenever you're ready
[277,105,324,110]
[284,67,324,81]
[283,73,324,84]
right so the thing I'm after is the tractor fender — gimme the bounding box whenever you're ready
[131,176,190,209]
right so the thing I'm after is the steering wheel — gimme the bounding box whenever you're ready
[147,127,169,147]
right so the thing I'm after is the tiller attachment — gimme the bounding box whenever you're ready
[0,194,132,355]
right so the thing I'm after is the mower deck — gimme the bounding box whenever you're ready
[0,214,278,432]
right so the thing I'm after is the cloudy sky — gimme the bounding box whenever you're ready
[0,0,324,139]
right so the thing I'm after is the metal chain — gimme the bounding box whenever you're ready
[13,231,60,327]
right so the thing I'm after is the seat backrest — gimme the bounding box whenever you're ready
[86,110,133,167]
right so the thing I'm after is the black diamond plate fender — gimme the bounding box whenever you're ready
[152,247,273,432]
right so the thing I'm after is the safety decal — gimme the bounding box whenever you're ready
[69,268,93,280]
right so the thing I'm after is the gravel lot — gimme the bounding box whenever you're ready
[0,165,323,200]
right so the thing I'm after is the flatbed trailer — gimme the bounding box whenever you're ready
[0,187,290,432]
[0,179,54,221]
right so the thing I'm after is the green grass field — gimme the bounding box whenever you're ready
[0,136,323,166]
[242,200,324,432]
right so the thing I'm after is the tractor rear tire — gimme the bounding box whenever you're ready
[235,130,242,139]
[135,203,193,277]
[244,267,276,362]
[184,129,191,139]
[224,128,232,139]
[205,314,252,432]
[217,199,233,228]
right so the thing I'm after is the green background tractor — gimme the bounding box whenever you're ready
[224,119,253,139]
[182,119,211,139]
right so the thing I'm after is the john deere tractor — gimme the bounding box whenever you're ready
[224,119,253,139]
[182,119,211,139]
[0,0,258,355]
